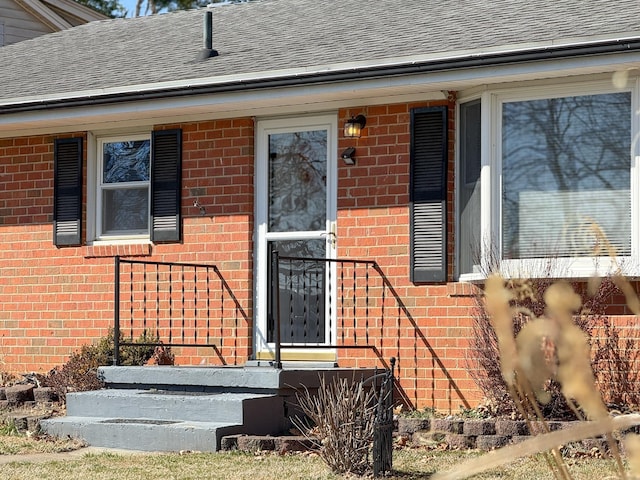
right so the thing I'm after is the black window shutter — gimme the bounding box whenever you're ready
[53,137,83,246]
[410,106,448,283]
[151,129,182,242]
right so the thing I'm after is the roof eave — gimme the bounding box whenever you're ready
[3,36,640,115]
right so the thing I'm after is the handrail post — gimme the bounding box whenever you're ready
[113,256,121,366]
[373,356,396,477]
[271,250,282,369]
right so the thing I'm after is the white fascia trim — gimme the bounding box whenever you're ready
[0,75,446,134]
[4,51,640,128]
[3,33,640,108]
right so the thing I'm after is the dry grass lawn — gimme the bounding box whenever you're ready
[0,436,622,480]
[0,432,84,455]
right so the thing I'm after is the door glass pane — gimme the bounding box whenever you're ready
[102,188,149,233]
[501,92,631,259]
[268,239,326,344]
[268,130,327,232]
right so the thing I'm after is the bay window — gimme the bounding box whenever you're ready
[457,83,635,279]
[458,99,482,276]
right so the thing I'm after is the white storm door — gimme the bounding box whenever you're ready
[255,115,338,358]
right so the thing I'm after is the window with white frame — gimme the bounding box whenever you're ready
[457,83,634,279]
[458,99,482,276]
[96,135,151,239]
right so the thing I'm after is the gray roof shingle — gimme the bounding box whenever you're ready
[1,0,640,103]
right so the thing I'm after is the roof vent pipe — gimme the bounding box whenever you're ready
[198,10,219,60]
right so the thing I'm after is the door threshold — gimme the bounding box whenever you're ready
[246,359,338,369]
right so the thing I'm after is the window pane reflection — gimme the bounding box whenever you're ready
[501,93,631,259]
[103,140,150,183]
[268,130,327,232]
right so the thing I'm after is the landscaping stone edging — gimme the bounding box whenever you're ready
[220,418,609,454]
[0,386,62,434]
[221,434,317,454]
[0,386,58,408]
[397,417,613,452]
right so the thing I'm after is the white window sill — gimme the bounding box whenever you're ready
[459,256,639,282]
[90,236,151,246]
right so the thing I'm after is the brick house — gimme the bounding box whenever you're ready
[1,0,640,412]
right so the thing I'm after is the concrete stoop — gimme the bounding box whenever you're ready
[40,389,285,451]
[39,368,289,452]
[40,365,375,453]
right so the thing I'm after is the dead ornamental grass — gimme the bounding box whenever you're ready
[435,267,640,480]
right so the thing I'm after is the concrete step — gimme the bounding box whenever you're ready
[65,389,281,424]
[99,366,282,391]
[98,365,376,393]
[40,416,241,452]
[40,389,288,450]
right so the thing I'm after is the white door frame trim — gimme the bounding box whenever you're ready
[253,114,338,358]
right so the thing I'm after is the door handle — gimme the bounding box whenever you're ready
[321,230,337,247]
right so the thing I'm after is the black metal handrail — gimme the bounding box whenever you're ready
[271,251,470,410]
[113,256,248,366]
[113,253,463,411]
[270,252,393,369]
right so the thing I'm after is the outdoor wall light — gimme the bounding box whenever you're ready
[343,114,366,138]
[341,147,356,165]
[193,198,206,216]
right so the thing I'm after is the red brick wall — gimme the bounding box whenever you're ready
[0,119,255,372]
[0,105,486,411]
[335,101,482,410]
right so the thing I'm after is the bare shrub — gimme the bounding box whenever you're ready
[467,273,640,417]
[438,274,640,480]
[436,221,640,478]
[592,315,640,409]
[0,340,18,387]
[294,375,376,475]
[41,330,172,402]
[147,344,175,365]
[42,343,107,403]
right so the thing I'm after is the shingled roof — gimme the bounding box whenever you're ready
[2,0,640,107]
